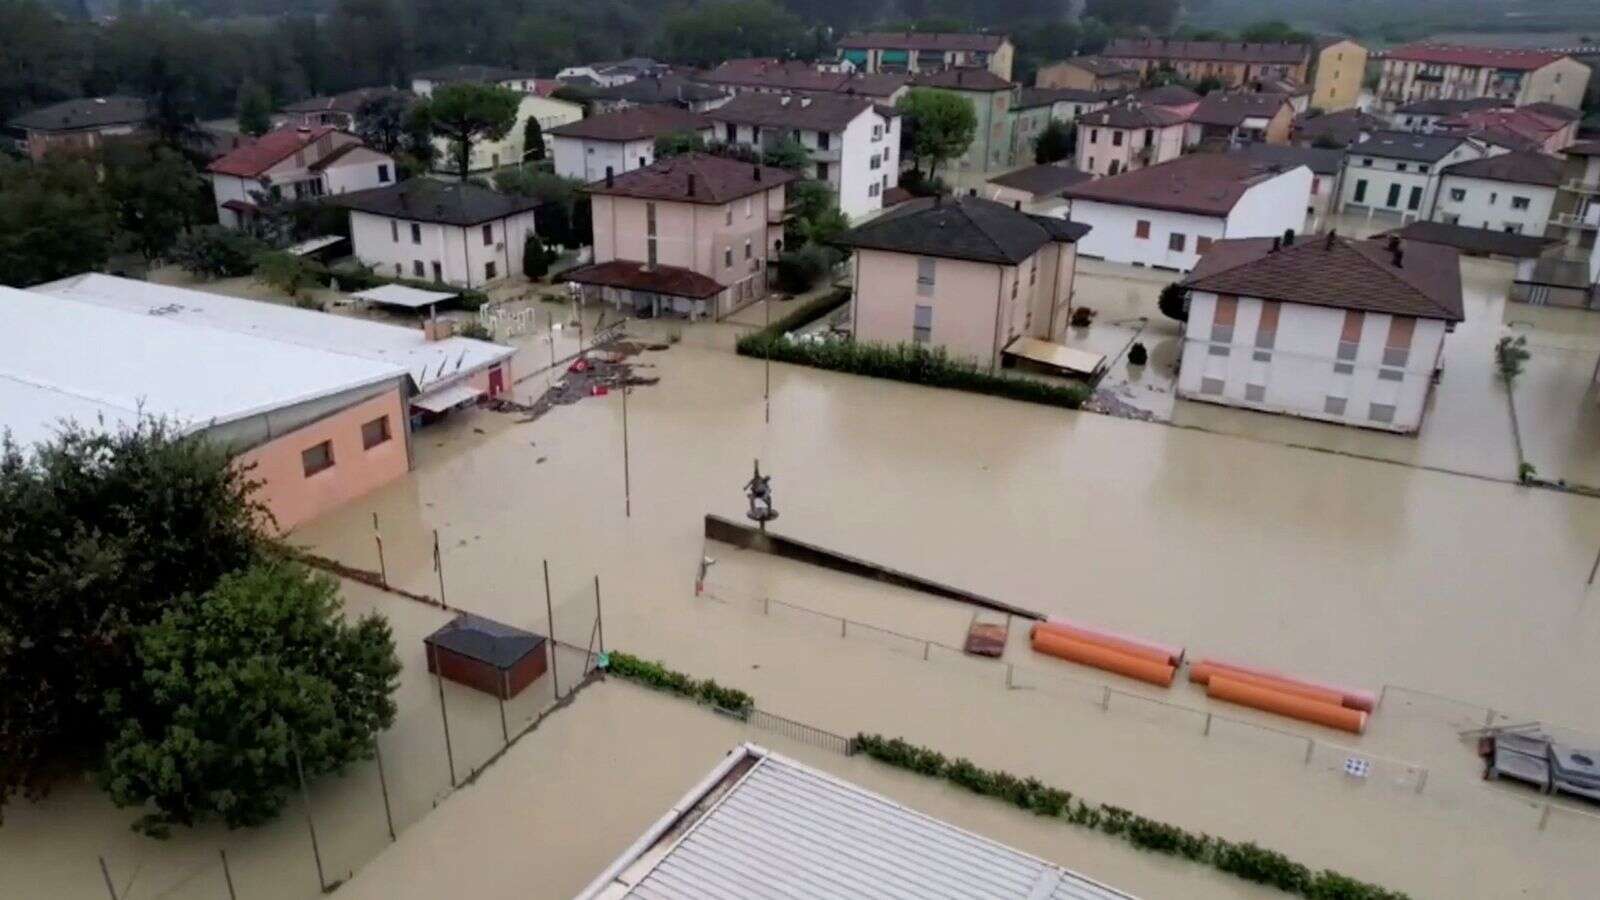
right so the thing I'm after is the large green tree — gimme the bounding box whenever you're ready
[236,79,273,137]
[1033,119,1075,165]
[0,157,115,287]
[100,143,210,262]
[895,88,977,182]
[660,0,804,68]
[417,83,522,180]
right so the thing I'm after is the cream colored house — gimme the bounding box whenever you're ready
[1375,45,1591,114]
[1311,38,1367,111]
[1035,57,1141,93]
[834,196,1093,371]
[432,94,583,175]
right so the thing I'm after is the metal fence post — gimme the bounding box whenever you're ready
[374,738,397,842]
[98,856,118,900]
[544,559,561,699]
[1005,663,1014,689]
[220,849,237,900]
[1414,768,1428,795]
[432,529,447,608]
[372,512,387,588]
[593,575,605,655]
[290,734,328,893]
[1539,802,1552,831]
[1100,687,1111,712]
[1304,738,1315,765]
[1203,713,1213,736]
[429,643,457,787]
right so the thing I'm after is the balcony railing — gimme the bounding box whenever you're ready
[1551,212,1600,230]
[1558,180,1600,196]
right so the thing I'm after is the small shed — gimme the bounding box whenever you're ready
[352,283,459,314]
[423,613,548,699]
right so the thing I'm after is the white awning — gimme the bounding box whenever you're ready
[353,284,459,310]
[411,382,484,413]
[285,235,345,257]
[1004,336,1105,376]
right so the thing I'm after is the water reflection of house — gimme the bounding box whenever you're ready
[1177,233,1464,434]
[566,153,796,320]
[10,275,513,531]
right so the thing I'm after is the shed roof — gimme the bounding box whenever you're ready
[1440,150,1564,187]
[1182,234,1464,322]
[1077,103,1186,129]
[329,179,542,226]
[8,95,147,132]
[583,152,796,204]
[576,743,1136,900]
[1189,92,1291,127]
[1062,153,1302,217]
[424,613,545,670]
[549,106,711,142]
[910,69,1014,92]
[833,195,1090,265]
[1233,142,1344,176]
[1290,109,1386,147]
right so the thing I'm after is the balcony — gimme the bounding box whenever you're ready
[1551,211,1600,231]
[1559,179,1600,196]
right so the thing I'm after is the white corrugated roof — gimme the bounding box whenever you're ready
[0,286,406,449]
[32,274,512,391]
[353,283,458,309]
[581,744,1137,900]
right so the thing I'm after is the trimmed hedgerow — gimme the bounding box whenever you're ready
[735,287,853,350]
[604,652,754,714]
[853,733,1408,900]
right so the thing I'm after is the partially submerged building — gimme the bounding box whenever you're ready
[836,31,1015,81]
[331,179,542,288]
[207,126,396,230]
[548,106,714,183]
[575,743,1137,899]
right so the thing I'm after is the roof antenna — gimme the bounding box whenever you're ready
[1282,228,1295,246]
[1324,229,1337,250]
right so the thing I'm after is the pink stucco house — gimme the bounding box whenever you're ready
[566,153,797,320]
[834,196,1093,371]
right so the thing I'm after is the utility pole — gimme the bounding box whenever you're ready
[620,383,632,518]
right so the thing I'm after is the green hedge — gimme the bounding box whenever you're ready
[604,651,754,714]
[302,260,488,310]
[853,734,1409,900]
[735,287,853,348]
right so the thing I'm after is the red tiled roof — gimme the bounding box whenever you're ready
[1438,107,1568,144]
[564,260,724,299]
[708,93,879,132]
[1440,151,1564,187]
[910,69,1013,91]
[1062,153,1304,217]
[1078,103,1186,129]
[1187,92,1291,127]
[207,126,338,177]
[1105,39,1310,65]
[548,106,711,142]
[699,61,907,98]
[1384,43,1567,70]
[839,31,1007,52]
[584,152,796,204]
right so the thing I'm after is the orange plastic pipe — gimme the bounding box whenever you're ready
[1033,621,1181,667]
[1196,658,1376,712]
[1031,629,1176,687]
[1208,675,1367,734]
[1044,616,1184,665]
[1188,663,1347,707]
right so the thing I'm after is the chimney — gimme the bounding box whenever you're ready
[781,96,792,106]
[1283,228,1295,246]
[1270,236,1281,252]
[1013,199,1022,211]
[753,164,762,182]
[800,97,812,108]
[1386,234,1400,253]
[605,166,614,188]
[1392,245,1404,268]
[687,173,696,196]
[968,188,977,197]
[1324,229,1337,250]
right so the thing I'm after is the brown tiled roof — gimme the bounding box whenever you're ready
[564,260,724,299]
[1182,234,1463,322]
[1188,92,1292,127]
[1077,103,1186,129]
[207,126,339,177]
[698,61,906,98]
[548,106,711,142]
[1062,153,1303,217]
[282,87,409,116]
[1565,141,1600,157]
[839,31,1007,52]
[8,95,146,132]
[834,196,1089,265]
[910,69,1013,92]
[1047,56,1138,77]
[707,93,878,132]
[1440,151,1564,187]
[988,164,1094,196]
[1105,39,1310,65]
[1521,102,1582,122]
[583,152,796,203]
[1384,44,1566,71]
[1386,221,1557,259]
[1133,85,1201,107]
[329,179,541,226]
[1291,109,1386,147]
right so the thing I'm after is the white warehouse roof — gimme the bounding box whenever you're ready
[0,285,406,450]
[577,743,1137,900]
[33,274,512,392]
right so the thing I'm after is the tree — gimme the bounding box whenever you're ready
[655,130,706,159]
[523,232,553,279]
[1195,76,1225,96]
[660,0,804,69]
[417,83,521,180]
[784,180,847,251]
[1083,0,1179,31]
[522,115,545,162]
[99,561,400,835]
[254,250,311,297]
[1033,119,1074,165]
[495,168,590,248]
[0,420,266,816]
[170,226,267,279]
[760,136,810,170]
[1158,282,1189,323]
[895,88,977,181]
[1240,20,1313,45]
[100,143,209,262]
[0,157,115,287]
[237,80,273,137]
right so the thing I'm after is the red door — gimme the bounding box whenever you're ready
[488,366,505,397]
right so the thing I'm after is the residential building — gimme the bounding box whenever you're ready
[1432,151,1564,234]
[588,75,730,114]
[1019,87,1129,124]
[548,107,714,182]
[985,164,1093,216]
[1290,109,1387,149]
[410,64,542,97]
[834,195,1093,370]
[575,743,1135,900]
[278,87,410,131]
[911,69,1019,173]
[7,96,146,160]
[1436,105,1580,154]
[431,94,583,174]
[1102,39,1313,87]
[1338,131,1496,219]
[207,126,395,230]
[1235,143,1347,232]
[1374,45,1591,113]
[1390,97,1505,133]
[1063,153,1313,271]
[1034,57,1142,93]
[566,153,796,319]
[1073,104,1187,177]
[1131,85,1203,117]
[1177,232,1464,434]
[837,31,1014,81]
[1549,140,1600,256]
[16,274,513,530]
[1311,38,1368,111]
[1006,89,1059,165]
[706,93,899,220]
[697,59,909,104]
[331,180,541,288]
[1250,78,1312,115]
[1185,91,1295,147]
[556,58,666,88]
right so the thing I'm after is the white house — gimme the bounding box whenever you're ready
[1338,130,1496,219]
[1062,154,1313,271]
[548,106,714,182]
[207,126,396,229]
[410,64,542,98]
[1177,232,1465,434]
[1431,151,1564,234]
[331,179,542,288]
[706,93,900,221]
[432,94,583,175]
[1234,143,1348,234]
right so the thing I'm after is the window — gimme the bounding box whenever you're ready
[1503,222,1523,235]
[1450,188,1466,202]
[413,260,425,277]
[1211,295,1237,345]
[916,257,936,296]
[1489,192,1498,204]
[1369,403,1396,424]
[1200,377,1225,395]
[1168,232,1186,252]
[482,224,494,246]
[817,161,830,181]
[1256,300,1280,350]
[1512,196,1530,210]
[486,260,497,280]
[1378,369,1405,382]
[1360,157,1372,167]
[411,223,422,244]
[1384,315,1414,368]
[1245,384,1266,403]
[725,206,733,226]
[1407,186,1422,211]
[870,153,881,170]
[871,124,882,141]
[868,182,880,197]
[377,163,392,183]
[913,304,933,343]
[647,238,657,266]
[1143,129,1153,147]
[301,440,334,477]
[646,202,657,235]
[744,238,752,260]
[1112,130,1124,147]
[391,220,399,242]
[1418,165,1429,174]
[1324,396,1347,416]
[724,247,733,268]
[725,123,737,143]
[1385,184,1401,207]
[1135,220,1151,239]
[819,131,831,149]
[1353,179,1368,203]
[1338,309,1363,361]
[431,261,442,281]
[1397,163,1408,172]
[361,416,391,450]
[1029,256,1037,286]
[1090,128,1099,144]
[745,198,753,218]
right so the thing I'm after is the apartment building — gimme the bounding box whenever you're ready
[1374,44,1591,114]
[332,179,541,288]
[549,107,714,182]
[1073,104,1187,177]
[1034,57,1142,93]
[1102,39,1312,88]
[837,32,1014,81]
[1338,131,1496,219]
